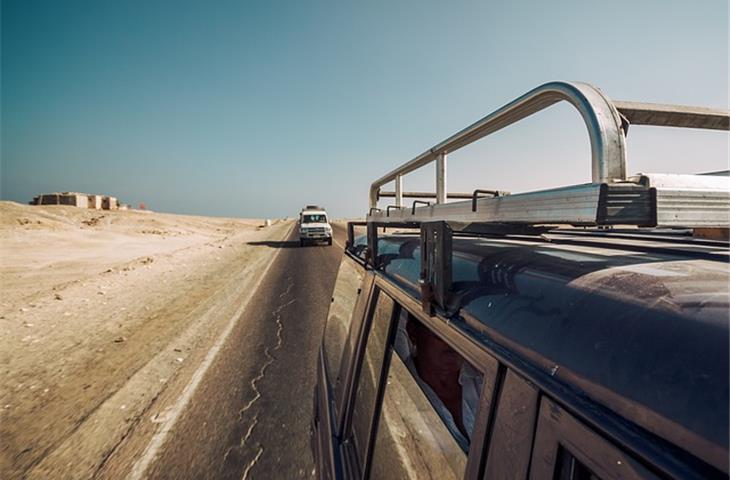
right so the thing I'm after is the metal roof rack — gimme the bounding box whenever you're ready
[367,81,730,229]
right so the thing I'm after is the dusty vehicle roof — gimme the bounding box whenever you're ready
[353,229,729,474]
[301,205,327,212]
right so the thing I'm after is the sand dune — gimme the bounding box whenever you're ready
[0,201,292,478]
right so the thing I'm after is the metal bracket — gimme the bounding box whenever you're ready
[386,205,403,217]
[366,222,379,268]
[471,189,502,212]
[346,221,366,250]
[412,200,431,215]
[619,112,630,137]
[365,221,420,269]
[595,183,656,226]
[419,222,453,315]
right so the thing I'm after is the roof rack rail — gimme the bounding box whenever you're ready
[367,81,730,230]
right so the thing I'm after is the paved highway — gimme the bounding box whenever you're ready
[143,224,347,479]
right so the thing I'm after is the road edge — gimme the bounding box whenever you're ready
[127,222,295,480]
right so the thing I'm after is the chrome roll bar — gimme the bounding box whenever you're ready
[369,81,628,208]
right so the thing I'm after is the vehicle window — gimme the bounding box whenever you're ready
[323,256,365,388]
[334,273,375,420]
[350,290,396,470]
[303,214,327,223]
[554,447,601,480]
[483,369,538,480]
[369,310,483,479]
[529,397,658,480]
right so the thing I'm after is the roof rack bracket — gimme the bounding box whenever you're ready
[412,200,431,215]
[346,221,366,250]
[471,189,504,212]
[386,205,403,217]
[366,221,379,268]
[420,222,453,315]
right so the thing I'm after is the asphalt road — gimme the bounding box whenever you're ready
[145,224,346,479]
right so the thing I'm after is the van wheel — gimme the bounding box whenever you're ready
[327,238,333,246]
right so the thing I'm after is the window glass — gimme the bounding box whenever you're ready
[303,214,327,223]
[555,447,601,480]
[370,310,483,479]
[529,397,658,480]
[483,370,538,479]
[323,256,365,387]
[350,291,396,468]
[334,273,374,418]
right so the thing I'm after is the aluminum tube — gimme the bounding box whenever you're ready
[368,81,627,208]
[395,175,403,207]
[379,191,475,199]
[436,153,447,204]
[614,101,730,131]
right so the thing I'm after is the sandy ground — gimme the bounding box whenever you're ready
[0,201,292,478]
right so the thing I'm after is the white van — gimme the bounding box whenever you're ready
[299,206,333,246]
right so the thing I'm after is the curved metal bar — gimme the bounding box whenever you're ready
[369,81,627,208]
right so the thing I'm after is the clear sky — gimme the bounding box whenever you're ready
[2,0,728,218]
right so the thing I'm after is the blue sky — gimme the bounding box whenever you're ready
[2,0,728,218]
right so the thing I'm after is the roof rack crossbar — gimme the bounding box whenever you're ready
[614,101,730,131]
[378,191,475,200]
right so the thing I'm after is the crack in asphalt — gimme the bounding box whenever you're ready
[222,277,295,477]
[241,447,264,480]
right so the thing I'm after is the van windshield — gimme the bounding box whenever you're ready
[303,214,327,224]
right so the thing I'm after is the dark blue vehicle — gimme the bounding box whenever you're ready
[312,227,728,480]
[310,81,730,479]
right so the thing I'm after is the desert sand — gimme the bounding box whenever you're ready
[0,201,292,478]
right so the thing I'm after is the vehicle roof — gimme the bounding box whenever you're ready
[353,228,729,473]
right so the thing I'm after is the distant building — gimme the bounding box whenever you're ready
[30,192,121,210]
[102,196,118,210]
[31,192,89,208]
[87,194,103,209]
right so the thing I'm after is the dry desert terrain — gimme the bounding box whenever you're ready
[0,201,291,478]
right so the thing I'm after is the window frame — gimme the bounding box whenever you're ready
[339,286,399,478]
[360,274,501,479]
[322,254,373,425]
[333,270,376,436]
[356,292,400,479]
[529,397,660,480]
[481,369,540,480]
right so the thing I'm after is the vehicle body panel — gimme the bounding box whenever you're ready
[312,229,729,479]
